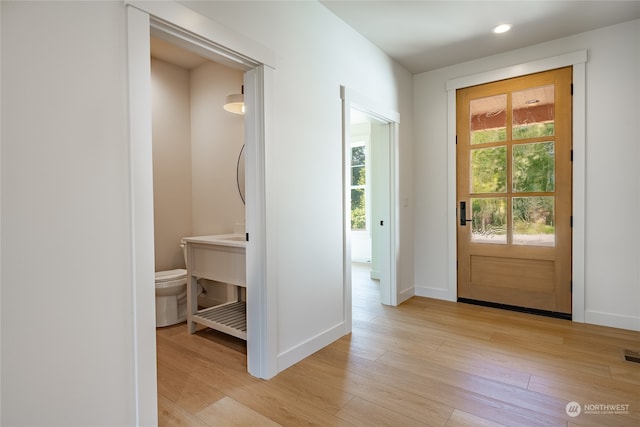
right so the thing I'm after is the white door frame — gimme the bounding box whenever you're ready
[341,86,400,333]
[126,2,277,425]
[445,50,587,321]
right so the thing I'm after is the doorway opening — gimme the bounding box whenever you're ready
[349,108,391,278]
[146,18,267,365]
[127,4,278,422]
[348,109,386,311]
[149,35,246,317]
[445,51,587,325]
[341,86,400,334]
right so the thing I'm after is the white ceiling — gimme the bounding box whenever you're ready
[150,37,208,69]
[320,1,640,74]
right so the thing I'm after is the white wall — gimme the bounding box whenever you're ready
[180,0,415,362]
[1,0,412,424]
[152,58,193,271]
[1,2,136,426]
[414,19,640,331]
[190,61,245,236]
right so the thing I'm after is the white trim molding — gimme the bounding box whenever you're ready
[126,7,157,426]
[446,50,587,322]
[445,50,587,91]
[125,0,276,69]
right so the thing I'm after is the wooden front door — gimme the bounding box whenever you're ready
[456,67,572,315]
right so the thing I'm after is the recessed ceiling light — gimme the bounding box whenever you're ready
[492,24,512,34]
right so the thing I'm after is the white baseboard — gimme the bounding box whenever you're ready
[414,285,452,301]
[398,286,414,304]
[585,310,640,332]
[277,322,346,373]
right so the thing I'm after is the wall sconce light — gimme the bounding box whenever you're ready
[224,85,245,115]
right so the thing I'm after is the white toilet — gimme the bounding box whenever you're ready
[155,243,189,327]
[155,268,188,327]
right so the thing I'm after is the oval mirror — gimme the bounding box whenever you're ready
[237,144,245,204]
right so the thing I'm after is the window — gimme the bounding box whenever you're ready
[351,144,367,231]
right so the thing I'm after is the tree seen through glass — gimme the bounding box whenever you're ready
[351,146,366,230]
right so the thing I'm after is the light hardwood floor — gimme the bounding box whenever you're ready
[157,264,640,426]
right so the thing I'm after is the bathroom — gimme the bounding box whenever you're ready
[150,36,247,327]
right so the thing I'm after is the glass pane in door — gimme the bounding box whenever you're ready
[513,142,555,192]
[512,85,555,139]
[471,197,507,243]
[470,94,507,145]
[470,146,507,193]
[512,196,555,246]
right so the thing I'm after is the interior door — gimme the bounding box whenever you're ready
[456,67,572,315]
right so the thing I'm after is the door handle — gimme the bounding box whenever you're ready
[460,201,473,226]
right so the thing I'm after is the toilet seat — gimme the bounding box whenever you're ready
[155,268,187,282]
[155,269,187,289]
